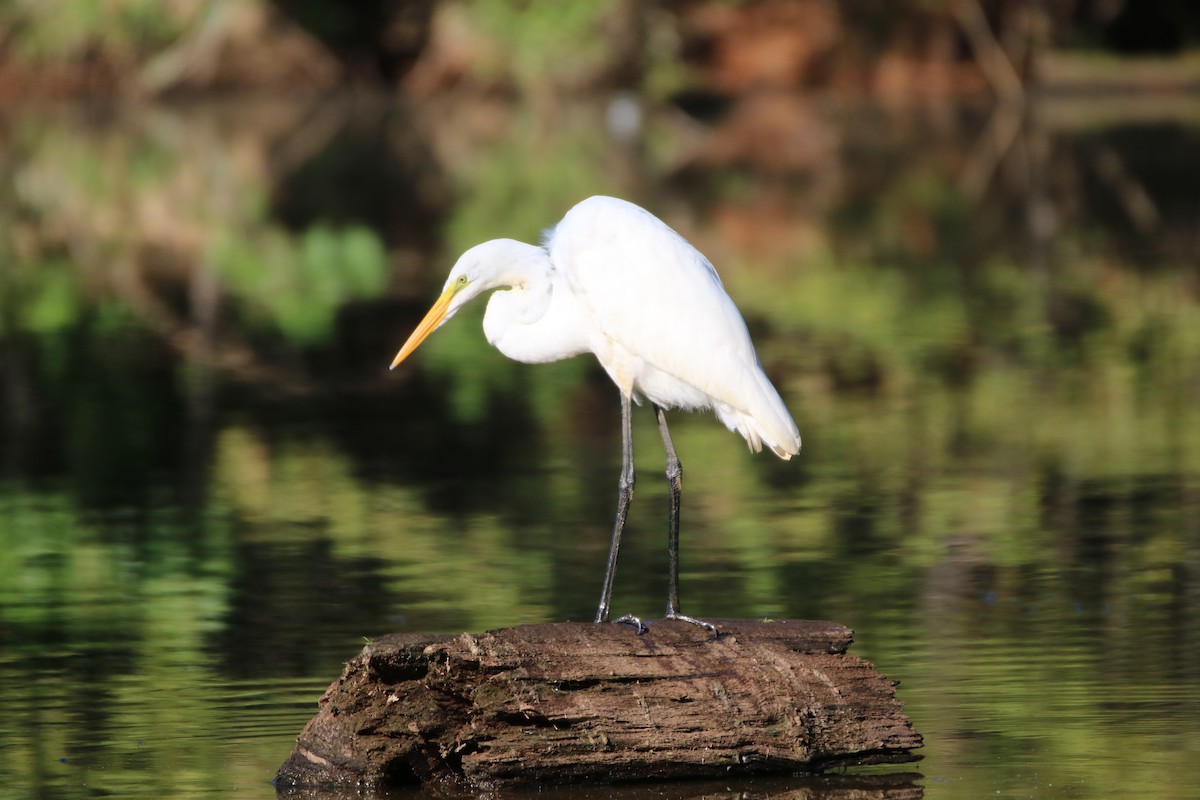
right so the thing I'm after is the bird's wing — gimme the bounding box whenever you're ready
[549,197,766,411]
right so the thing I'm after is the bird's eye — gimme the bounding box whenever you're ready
[456,275,468,286]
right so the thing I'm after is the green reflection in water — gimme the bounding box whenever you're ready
[213,222,387,343]
[3,104,388,348]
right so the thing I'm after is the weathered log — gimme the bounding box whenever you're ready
[275,619,922,791]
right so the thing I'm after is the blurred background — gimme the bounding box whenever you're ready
[1,1,1198,798]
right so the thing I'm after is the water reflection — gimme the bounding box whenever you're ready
[1,92,1199,799]
[275,772,925,800]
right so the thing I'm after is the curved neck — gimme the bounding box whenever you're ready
[474,241,589,364]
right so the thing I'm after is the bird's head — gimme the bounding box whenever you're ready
[389,252,489,370]
[390,238,550,369]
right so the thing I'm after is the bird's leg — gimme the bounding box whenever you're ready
[657,405,684,616]
[656,405,716,632]
[596,392,643,631]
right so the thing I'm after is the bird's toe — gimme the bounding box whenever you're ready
[610,613,648,634]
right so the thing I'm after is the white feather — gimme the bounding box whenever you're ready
[403,196,800,459]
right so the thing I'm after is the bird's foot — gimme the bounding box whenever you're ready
[610,613,649,634]
[665,611,719,634]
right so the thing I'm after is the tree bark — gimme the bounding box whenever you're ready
[275,619,922,791]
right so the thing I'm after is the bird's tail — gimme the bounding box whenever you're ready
[716,370,801,460]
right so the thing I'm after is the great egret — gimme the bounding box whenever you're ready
[390,196,800,630]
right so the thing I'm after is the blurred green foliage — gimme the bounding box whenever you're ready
[5,0,205,63]
[214,222,386,343]
[2,107,389,346]
[466,0,614,87]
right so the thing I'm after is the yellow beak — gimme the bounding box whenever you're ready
[390,286,456,369]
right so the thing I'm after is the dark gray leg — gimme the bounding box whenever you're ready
[595,392,639,628]
[656,405,716,632]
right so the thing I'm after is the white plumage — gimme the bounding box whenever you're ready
[548,196,799,457]
[391,195,800,628]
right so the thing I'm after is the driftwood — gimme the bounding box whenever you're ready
[275,619,922,791]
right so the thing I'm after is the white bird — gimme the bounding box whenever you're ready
[390,196,800,630]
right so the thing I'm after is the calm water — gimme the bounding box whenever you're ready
[2,93,1199,799]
